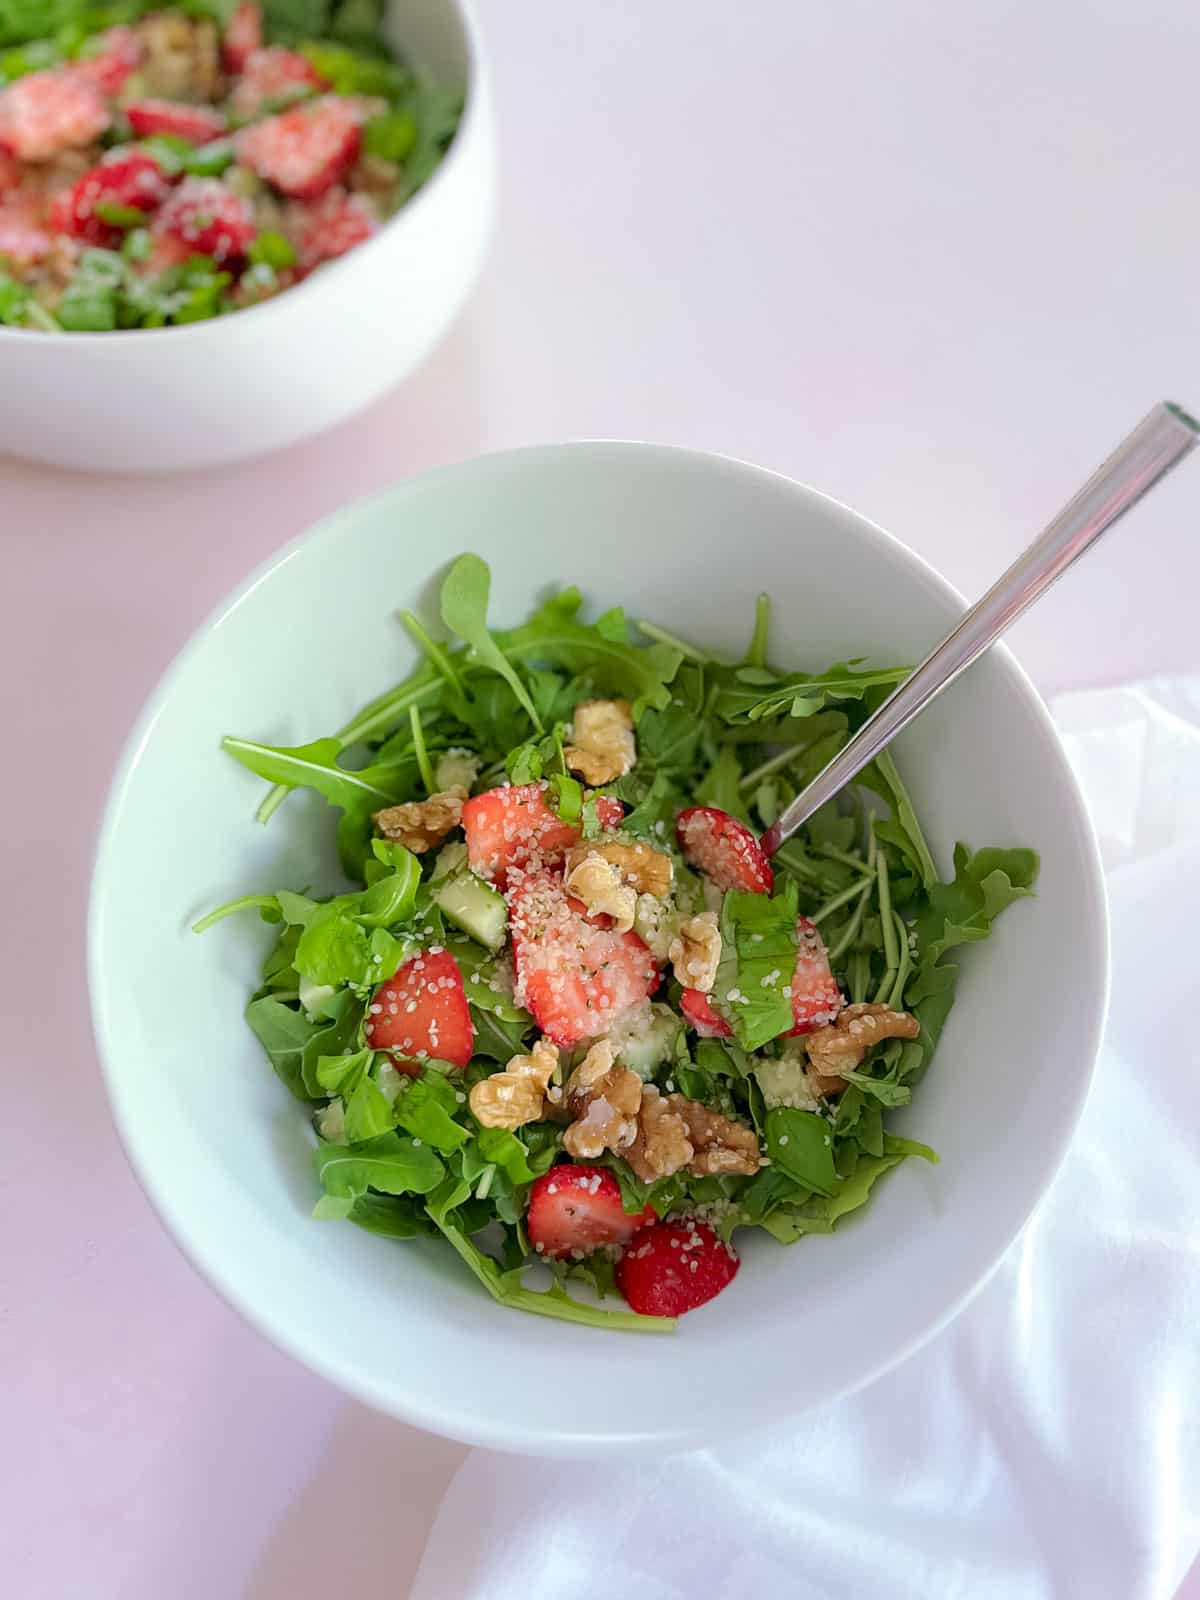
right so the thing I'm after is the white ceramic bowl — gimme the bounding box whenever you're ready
[0,0,491,474]
[89,443,1108,1455]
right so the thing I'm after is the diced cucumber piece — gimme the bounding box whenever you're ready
[431,841,468,881]
[610,1002,682,1078]
[432,868,507,951]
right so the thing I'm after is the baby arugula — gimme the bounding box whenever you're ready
[202,552,1039,1329]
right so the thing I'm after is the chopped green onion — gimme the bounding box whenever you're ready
[94,200,149,229]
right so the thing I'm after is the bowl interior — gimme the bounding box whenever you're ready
[89,444,1106,1455]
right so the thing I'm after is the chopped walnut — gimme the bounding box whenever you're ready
[804,1002,921,1092]
[566,838,673,898]
[624,1085,693,1181]
[564,699,636,785]
[135,13,222,101]
[563,850,637,932]
[667,1094,761,1176]
[562,1039,643,1158]
[349,152,401,197]
[373,787,467,852]
[668,911,722,993]
[469,1039,559,1130]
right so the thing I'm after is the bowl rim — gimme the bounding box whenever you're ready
[87,440,1110,1454]
[0,0,486,350]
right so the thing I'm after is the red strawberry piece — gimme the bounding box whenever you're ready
[126,99,227,144]
[0,70,109,162]
[287,185,376,274]
[223,0,263,74]
[784,915,843,1035]
[594,795,625,827]
[0,195,52,265]
[526,1165,654,1260]
[235,96,360,201]
[507,869,659,1048]
[462,782,580,888]
[679,986,733,1039]
[616,1218,739,1316]
[461,783,624,889]
[0,150,20,193]
[676,805,774,894]
[231,46,325,118]
[74,26,142,96]
[138,229,195,275]
[157,176,255,263]
[52,150,168,244]
[363,946,473,1074]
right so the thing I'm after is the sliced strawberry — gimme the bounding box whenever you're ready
[461,783,624,889]
[0,70,109,162]
[138,229,195,275]
[676,806,774,894]
[784,915,843,1035]
[231,46,325,118]
[235,96,360,200]
[0,195,52,265]
[679,986,733,1039]
[526,1165,654,1260]
[126,99,227,144]
[507,869,659,1048]
[157,176,255,263]
[74,26,142,96]
[616,1218,739,1316]
[223,0,263,74]
[286,185,376,274]
[0,150,20,193]
[363,946,473,1074]
[52,151,168,244]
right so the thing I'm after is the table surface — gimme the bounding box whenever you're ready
[5,3,1198,1595]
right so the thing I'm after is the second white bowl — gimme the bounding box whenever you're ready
[0,0,492,474]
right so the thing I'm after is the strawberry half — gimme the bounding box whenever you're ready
[223,0,263,74]
[0,69,109,162]
[676,806,774,894]
[51,151,168,244]
[616,1218,739,1316]
[74,27,142,96]
[462,783,623,889]
[784,915,843,1034]
[679,986,733,1039]
[236,96,360,200]
[287,186,376,275]
[126,99,227,144]
[507,869,659,1048]
[157,176,255,263]
[363,946,473,1073]
[526,1165,654,1260]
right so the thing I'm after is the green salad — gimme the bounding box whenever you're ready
[201,553,1039,1331]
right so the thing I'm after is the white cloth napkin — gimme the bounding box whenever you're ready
[411,678,1200,1600]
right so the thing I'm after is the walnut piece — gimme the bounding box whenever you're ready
[668,911,722,993]
[563,850,637,932]
[804,1002,921,1094]
[562,1039,643,1158]
[136,13,222,101]
[624,1085,694,1181]
[667,1094,761,1176]
[566,838,673,898]
[469,1039,559,1130]
[564,699,636,785]
[373,787,466,852]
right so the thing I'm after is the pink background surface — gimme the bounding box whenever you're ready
[5,2,1199,1594]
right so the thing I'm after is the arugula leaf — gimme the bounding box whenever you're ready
[315,1045,374,1098]
[347,1192,432,1238]
[245,989,363,1101]
[393,1073,468,1152]
[712,887,799,1050]
[839,1069,911,1108]
[223,735,416,817]
[469,1007,532,1062]
[344,1074,396,1141]
[295,908,371,987]
[440,554,543,732]
[765,1108,839,1196]
[716,661,910,723]
[497,600,683,716]
[314,1131,444,1200]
